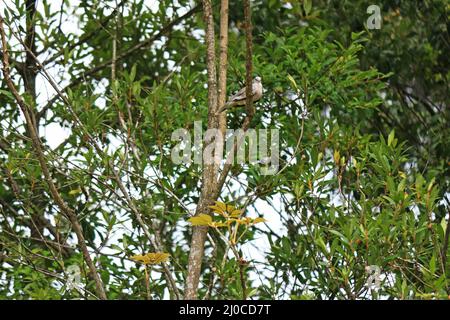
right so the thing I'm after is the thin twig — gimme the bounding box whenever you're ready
[40,0,129,65]
[37,4,201,119]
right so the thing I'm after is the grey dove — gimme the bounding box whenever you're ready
[217,76,263,113]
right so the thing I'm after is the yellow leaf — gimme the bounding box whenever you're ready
[215,201,227,212]
[230,209,243,217]
[236,217,251,225]
[226,204,236,213]
[209,205,227,217]
[69,188,82,195]
[210,221,227,228]
[334,150,340,165]
[130,254,146,263]
[188,214,213,226]
[252,217,266,224]
[209,205,221,212]
[227,219,237,225]
[149,252,170,264]
[131,252,170,265]
[235,217,266,225]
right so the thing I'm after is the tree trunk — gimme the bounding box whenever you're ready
[184,0,219,300]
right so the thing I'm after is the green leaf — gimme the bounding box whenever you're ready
[130,64,137,82]
[303,0,312,15]
[429,254,436,275]
[0,89,14,100]
[287,74,298,91]
[388,130,395,147]
[441,217,447,234]
[68,188,82,196]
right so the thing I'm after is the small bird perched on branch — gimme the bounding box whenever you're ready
[217,76,263,114]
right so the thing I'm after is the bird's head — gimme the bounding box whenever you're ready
[254,76,262,82]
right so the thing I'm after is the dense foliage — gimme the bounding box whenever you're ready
[0,0,448,299]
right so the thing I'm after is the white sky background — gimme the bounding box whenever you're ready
[0,0,289,298]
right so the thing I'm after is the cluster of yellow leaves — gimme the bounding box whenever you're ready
[130,252,170,265]
[209,202,243,218]
[188,201,266,228]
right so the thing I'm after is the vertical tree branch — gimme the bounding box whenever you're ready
[185,0,254,299]
[144,266,152,300]
[215,0,230,202]
[184,0,219,300]
[243,0,254,117]
[24,0,38,130]
[238,261,247,299]
[0,15,107,300]
[215,0,229,189]
[215,0,254,195]
[217,0,229,136]
[24,0,37,100]
[111,33,117,86]
[111,0,118,109]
